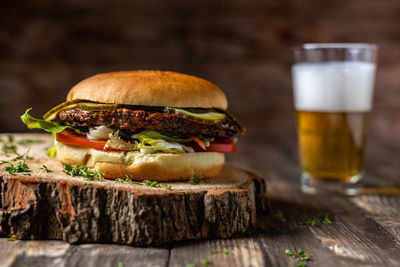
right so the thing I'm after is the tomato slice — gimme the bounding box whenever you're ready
[57,130,236,153]
[190,140,236,153]
[56,130,111,150]
[206,141,236,153]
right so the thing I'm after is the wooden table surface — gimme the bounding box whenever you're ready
[1,127,400,267]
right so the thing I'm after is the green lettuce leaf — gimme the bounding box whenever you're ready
[137,135,184,153]
[107,130,187,153]
[21,108,81,134]
[132,130,191,143]
[106,131,138,151]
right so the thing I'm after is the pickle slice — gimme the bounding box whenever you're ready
[166,107,226,122]
[43,100,119,121]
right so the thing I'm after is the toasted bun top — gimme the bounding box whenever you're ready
[67,70,228,110]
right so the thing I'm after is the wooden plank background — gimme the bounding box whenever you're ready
[1,0,400,266]
[1,0,400,140]
[1,0,400,185]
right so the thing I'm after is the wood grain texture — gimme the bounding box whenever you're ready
[0,134,268,246]
[0,132,400,266]
[2,0,400,264]
[352,195,400,243]
[169,238,266,267]
[2,0,400,144]
[0,239,169,267]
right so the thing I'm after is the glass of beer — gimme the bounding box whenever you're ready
[292,43,378,195]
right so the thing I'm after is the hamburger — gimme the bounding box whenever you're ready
[21,70,245,180]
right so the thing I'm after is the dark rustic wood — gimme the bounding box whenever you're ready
[2,0,400,143]
[352,195,400,242]
[2,1,400,264]
[1,131,400,266]
[0,239,170,267]
[169,238,267,267]
[0,134,268,246]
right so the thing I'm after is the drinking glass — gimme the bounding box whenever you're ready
[292,43,378,195]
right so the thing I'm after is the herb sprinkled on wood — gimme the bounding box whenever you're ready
[64,164,103,181]
[39,165,53,173]
[189,176,202,185]
[4,161,32,176]
[201,259,212,265]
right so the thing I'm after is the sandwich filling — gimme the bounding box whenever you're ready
[21,100,245,156]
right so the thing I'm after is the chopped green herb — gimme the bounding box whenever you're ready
[125,173,133,183]
[186,264,196,267]
[4,161,31,175]
[285,249,294,256]
[143,180,158,187]
[115,178,124,182]
[211,248,220,254]
[124,173,133,183]
[13,155,25,161]
[0,135,24,157]
[301,214,332,227]
[64,165,75,175]
[84,181,91,185]
[161,184,172,190]
[223,248,230,254]
[297,262,306,267]
[201,259,212,265]
[118,262,124,267]
[284,248,311,264]
[94,171,104,180]
[63,165,103,181]
[319,213,332,225]
[5,164,16,175]
[2,143,18,156]
[17,139,44,145]
[299,217,309,225]
[8,235,15,241]
[189,176,202,185]
[39,165,53,173]
[297,249,309,261]
[126,179,169,189]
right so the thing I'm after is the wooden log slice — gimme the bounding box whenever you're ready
[0,134,268,246]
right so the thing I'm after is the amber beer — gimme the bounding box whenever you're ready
[292,60,376,189]
[297,110,369,182]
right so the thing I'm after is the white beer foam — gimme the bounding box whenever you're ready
[292,61,376,112]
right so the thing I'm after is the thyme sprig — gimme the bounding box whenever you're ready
[285,248,311,266]
[189,176,202,185]
[114,173,172,190]
[4,161,32,176]
[39,165,53,173]
[63,165,103,181]
[299,213,332,227]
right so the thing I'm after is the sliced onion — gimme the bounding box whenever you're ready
[87,126,113,140]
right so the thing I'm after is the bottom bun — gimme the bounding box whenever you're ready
[57,143,225,181]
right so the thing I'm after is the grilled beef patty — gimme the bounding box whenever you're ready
[59,108,241,139]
